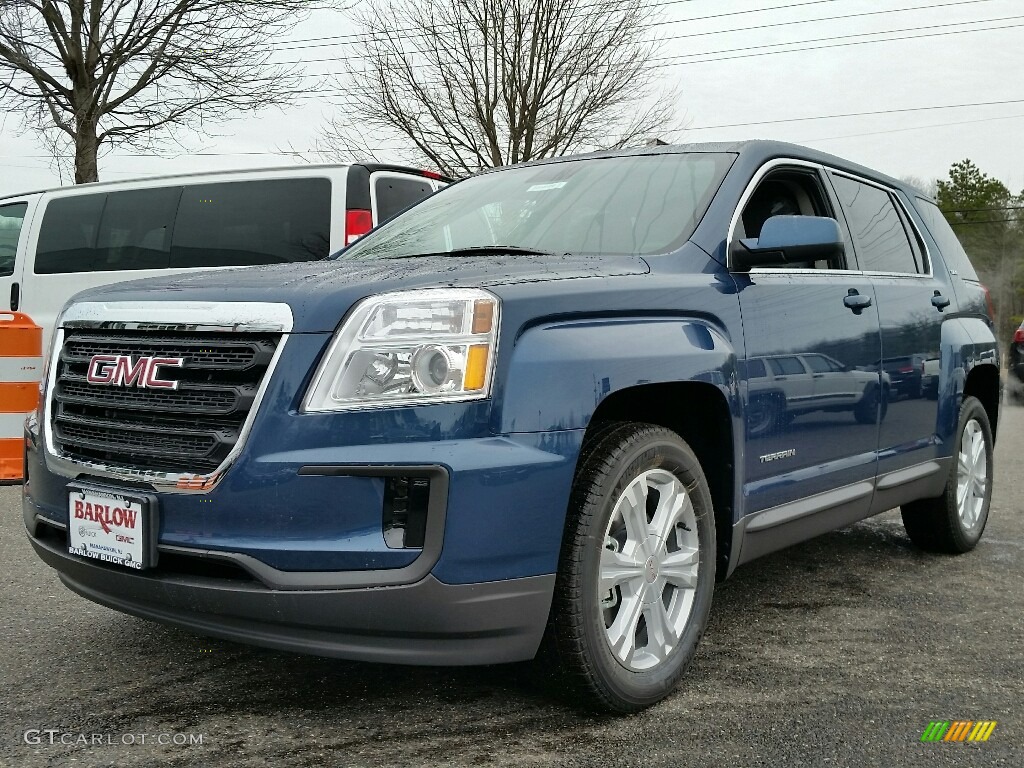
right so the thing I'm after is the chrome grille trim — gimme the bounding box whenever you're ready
[43,301,293,493]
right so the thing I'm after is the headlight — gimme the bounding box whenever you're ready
[302,288,499,411]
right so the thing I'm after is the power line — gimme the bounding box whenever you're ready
[274,5,1016,71]
[268,0,842,53]
[944,205,1024,213]
[949,217,1022,226]
[688,98,1024,132]
[795,111,1024,144]
[282,17,1024,99]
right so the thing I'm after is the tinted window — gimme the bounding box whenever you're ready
[172,178,330,267]
[341,153,735,260]
[830,174,919,274]
[768,356,805,375]
[95,188,179,271]
[374,175,434,223]
[0,202,27,277]
[35,179,331,274]
[35,195,105,273]
[36,189,178,273]
[915,198,980,281]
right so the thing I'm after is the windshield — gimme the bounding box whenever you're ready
[337,152,734,261]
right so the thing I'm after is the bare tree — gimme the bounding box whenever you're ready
[0,0,343,183]
[320,0,677,177]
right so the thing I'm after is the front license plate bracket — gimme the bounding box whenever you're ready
[66,484,159,570]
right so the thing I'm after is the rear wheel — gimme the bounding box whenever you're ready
[901,396,993,553]
[544,422,716,712]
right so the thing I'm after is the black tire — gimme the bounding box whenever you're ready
[542,422,716,713]
[901,396,994,553]
[854,385,887,425]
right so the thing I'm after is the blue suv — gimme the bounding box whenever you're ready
[23,141,1000,712]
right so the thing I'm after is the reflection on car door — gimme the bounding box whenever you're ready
[734,162,882,515]
[828,173,949,479]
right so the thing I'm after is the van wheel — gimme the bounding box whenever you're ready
[543,422,716,713]
[901,396,993,553]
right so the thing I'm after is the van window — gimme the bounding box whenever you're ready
[35,194,105,274]
[96,188,179,271]
[0,202,27,277]
[36,188,178,273]
[374,175,434,223]
[35,177,331,273]
[171,178,330,267]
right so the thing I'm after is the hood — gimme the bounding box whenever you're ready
[69,253,650,333]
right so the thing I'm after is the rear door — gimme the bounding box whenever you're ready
[827,172,949,481]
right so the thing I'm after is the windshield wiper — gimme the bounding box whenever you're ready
[378,245,555,260]
[446,245,553,256]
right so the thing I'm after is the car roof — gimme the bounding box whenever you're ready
[0,162,449,202]
[476,139,927,201]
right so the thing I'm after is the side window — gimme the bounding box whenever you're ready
[0,202,28,277]
[768,356,806,376]
[915,198,980,281]
[171,178,331,267]
[36,189,178,274]
[95,188,179,271]
[738,168,843,269]
[804,354,833,373]
[830,174,920,274]
[373,175,435,223]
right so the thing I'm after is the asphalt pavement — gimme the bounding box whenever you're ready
[2,404,1022,767]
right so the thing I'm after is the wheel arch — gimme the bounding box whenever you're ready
[583,382,738,582]
[962,363,1000,441]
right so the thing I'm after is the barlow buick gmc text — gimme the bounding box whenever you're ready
[23,141,1000,712]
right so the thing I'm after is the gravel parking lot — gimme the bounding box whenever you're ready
[3,403,1022,767]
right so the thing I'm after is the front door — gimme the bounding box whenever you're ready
[733,163,883,514]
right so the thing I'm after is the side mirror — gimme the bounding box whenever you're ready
[731,215,845,272]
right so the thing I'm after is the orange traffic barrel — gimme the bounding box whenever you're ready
[0,312,43,482]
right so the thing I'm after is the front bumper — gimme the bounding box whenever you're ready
[24,423,583,665]
[27,519,553,665]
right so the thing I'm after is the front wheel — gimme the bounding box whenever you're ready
[901,396,994,553]
[543,422,716,712]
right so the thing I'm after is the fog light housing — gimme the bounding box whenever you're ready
[383,476,431,548]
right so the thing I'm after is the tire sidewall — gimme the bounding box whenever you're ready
[577,431,716,708]
[948,396,994,549]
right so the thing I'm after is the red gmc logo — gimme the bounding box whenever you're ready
[86,354,185,390]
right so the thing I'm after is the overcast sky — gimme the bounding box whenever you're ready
[1,0,1022,197]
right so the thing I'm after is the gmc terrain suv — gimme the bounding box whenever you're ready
[23,141,1000,713]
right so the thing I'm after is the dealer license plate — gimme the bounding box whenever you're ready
[67,487,151,570]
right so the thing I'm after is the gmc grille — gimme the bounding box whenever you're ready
[51,330,280,475]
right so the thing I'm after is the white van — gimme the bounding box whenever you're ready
[0,163,445,480]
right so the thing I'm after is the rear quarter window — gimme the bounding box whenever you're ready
[914,198,980,281]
